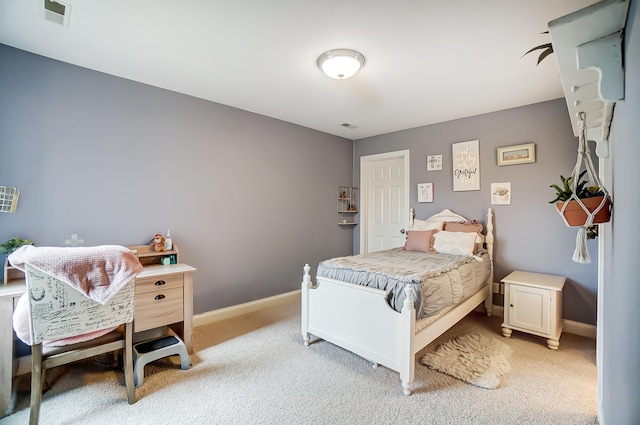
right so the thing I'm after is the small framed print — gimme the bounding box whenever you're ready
[497,143,535,166]
[417,183,433,203]
[427,155,442,171]
[491,182,511,205]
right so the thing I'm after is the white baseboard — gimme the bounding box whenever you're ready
[194,295,596,340]
[562,319,597,339]
[490,304,504,318]
[489,304,596,339]
[193,290,300,328]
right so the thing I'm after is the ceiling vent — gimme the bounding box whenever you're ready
[43,0,71,27]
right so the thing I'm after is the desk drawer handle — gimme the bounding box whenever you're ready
[154,280,166,286]
[154,294,166,301]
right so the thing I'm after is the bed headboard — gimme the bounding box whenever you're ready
[409,208,470,229]
[408,207,495,265]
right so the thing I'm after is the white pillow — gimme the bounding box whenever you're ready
[433,231,477,256]
[411,218,443,231]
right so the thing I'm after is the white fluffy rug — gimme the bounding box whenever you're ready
[419,333,512,389]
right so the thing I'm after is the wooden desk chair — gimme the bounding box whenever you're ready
[24,264,136,425]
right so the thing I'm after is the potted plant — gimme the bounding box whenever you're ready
[2,237,35,270]
[549,170,611,228]
[0,237,35,256]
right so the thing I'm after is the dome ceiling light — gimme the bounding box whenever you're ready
[317,49,365,80]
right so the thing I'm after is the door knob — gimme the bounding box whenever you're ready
[400,229,406,234]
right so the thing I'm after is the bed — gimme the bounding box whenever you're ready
[301,208,494,395]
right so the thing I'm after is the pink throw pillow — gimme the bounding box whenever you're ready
[404,230,438,253]
[443,221,483,234]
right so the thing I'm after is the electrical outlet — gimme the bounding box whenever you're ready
[492,282,500,293]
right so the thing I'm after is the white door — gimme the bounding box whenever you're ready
[360,151,410,253]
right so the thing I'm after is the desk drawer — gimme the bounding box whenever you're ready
[134,287,184,332]
[135,274,183,295]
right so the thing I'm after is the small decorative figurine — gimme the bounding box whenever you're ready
[150,233,166,252]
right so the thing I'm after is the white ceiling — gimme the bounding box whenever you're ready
[0,0,599,140]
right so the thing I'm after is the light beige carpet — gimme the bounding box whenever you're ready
[1,297,597,425]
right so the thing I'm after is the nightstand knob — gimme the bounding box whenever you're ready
[154,294,166,301]
[154,280,166,286]
[510,304,514,307]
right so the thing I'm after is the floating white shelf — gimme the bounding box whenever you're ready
[548,0,630,158]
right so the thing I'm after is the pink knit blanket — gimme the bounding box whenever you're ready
[8,245,143,304]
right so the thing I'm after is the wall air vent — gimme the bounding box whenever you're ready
[44,0,71,27]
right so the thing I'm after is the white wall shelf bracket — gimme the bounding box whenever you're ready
[548,0,630,158]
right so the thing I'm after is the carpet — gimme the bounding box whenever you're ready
[0,303,599,425]
[418,333,512,389]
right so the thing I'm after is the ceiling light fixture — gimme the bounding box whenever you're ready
[317,49,365,80]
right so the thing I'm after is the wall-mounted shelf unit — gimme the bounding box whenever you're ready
[338,186,358,226]
[548,0,630,158]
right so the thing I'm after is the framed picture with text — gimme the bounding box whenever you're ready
[427,155,442,171]
[452,140,480,191]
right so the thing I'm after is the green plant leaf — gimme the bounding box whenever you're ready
[536,47,554,66]
[522,43,553,57]
[522,30,554,66]
[562,175,572,193]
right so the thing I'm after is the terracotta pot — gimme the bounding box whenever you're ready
[556,195,611,226]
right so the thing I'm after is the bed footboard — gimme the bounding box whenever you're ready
[301,264,417,395]
[301,263,492,396]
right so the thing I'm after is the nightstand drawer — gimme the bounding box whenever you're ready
[135,274,183,295]
[134,287,184,332]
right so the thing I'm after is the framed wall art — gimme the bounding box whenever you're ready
[491,182,511,205]
[426,155,442,171]
[452,140,480,191]
[417,183,433,203]
[497,143,535,166]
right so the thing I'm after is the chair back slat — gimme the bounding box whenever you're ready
[25,264,134,344]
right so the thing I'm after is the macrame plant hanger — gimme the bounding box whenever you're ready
[556,112,611,264]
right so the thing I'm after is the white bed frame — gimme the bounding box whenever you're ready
[301,208,494,395]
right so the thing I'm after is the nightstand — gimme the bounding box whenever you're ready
[501,271,565,350]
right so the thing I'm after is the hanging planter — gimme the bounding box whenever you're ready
[555,195,611,226]
[551,171,611,227]
[549,112,612,264]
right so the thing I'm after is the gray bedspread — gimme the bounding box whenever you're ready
[317,248,490,319]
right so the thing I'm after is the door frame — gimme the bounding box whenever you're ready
[359,150,410,254]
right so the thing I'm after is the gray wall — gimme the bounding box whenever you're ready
[0,44,355,315]
[354,99,600,325]
[601,1,639,423]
